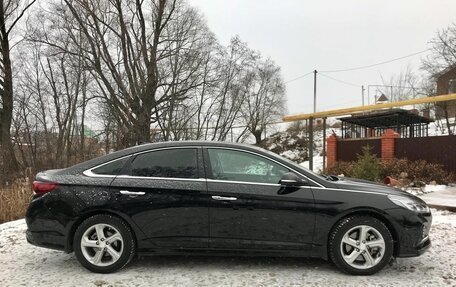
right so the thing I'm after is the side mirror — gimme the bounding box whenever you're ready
[279,172,309,187]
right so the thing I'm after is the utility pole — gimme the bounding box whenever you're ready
[367,85,370,105]
[313,70,317,113]
[322,117,326,172]
[362,85,365,106]
[309,70,317,171]
[390,86,394,102]
[308,117,313,171]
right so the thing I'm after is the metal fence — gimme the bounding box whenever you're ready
[395,135,456,172]
[337,138,382,162]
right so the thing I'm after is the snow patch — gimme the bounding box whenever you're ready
[1,211,456,286]
[300,155,324,173]
[423,184,449,193]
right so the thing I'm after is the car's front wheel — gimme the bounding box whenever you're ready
[73,214,136,273]
[329,215,394,275]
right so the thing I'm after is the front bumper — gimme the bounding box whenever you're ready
[397,236,431,257]
[394,210,432,258]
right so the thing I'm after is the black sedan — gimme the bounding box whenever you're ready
[25,141,432,275]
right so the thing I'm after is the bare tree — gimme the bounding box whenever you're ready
[422,23,456,75]
[0,0,36,178]
[8,0,288,177]
[422,23,456,135]
[46,0,184,146]
[242,58,286,144]
[154,6,215,140]
[209,36,256,141]
[381,65,420,102]
[12,10,96,171]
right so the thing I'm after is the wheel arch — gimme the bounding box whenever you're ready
[65,209,143,253]
[324,207,400,260]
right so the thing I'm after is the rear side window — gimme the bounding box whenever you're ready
[91,157,129,175]
[131,148,198,178]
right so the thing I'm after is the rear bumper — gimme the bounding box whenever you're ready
[26,230,66,252]
[25,195,71,252]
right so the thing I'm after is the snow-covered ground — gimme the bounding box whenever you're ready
[1,210,455,287]
[300,155,324,172]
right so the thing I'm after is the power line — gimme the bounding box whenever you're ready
[319,98,362,110]
[319,72,361,87]
[320,49,429,73]
[284,71,313,84]
[284,49,428,85]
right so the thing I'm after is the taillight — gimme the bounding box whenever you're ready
[32,181,59,195]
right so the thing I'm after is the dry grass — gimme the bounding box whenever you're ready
[0,178,33,224]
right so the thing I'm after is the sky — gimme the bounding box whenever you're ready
[190,0,456,116]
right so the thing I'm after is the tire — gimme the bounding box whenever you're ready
[328,215,394,275]
[73,214,136,273]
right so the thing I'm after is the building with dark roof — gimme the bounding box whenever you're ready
[338,109,432,139]
[434,66,456,119]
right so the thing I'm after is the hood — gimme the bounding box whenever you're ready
[334,176,409,196]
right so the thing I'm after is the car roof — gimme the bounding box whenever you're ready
[51,140,327,187]
[63,141,267,174]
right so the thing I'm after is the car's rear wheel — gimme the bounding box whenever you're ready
[73,214,135,273]
[329,216,394,275]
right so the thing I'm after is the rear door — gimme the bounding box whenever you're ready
[109,147,209,249]
[204,147,315,252]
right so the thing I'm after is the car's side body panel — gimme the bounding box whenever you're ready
[310,186,431,259]
[109,176,209,250]
[206,181,315,252]
[25,141,432,263]
[26,178,149,253]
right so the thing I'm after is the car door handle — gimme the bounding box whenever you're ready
[120,190,145,196]
[212,195,237,201]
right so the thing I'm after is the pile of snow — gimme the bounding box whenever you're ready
[406,184,451,196]
[423,184,449,193]
[261,124,340,172]
[300,155,324,173]
[428,118,456,136]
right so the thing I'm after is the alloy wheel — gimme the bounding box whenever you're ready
[80,223,124,267]
[339,225,386,269]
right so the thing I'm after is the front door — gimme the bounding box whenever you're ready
[204,147,315,252]
[110,147,209,249]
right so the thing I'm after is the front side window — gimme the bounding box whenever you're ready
[207,149,289,184]
[131,148,198,178]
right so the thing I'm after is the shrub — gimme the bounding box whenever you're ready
[380,158,455,185]
[326,156,455,185]
[325,145,382,182]
[325,161,355,177]
[0,178,32,224]
[259,125,312,163]
[351,145,382,181]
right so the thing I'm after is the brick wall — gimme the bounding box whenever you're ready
[326,134,338,168]
[326,129,455,172]
[380,129,399,160]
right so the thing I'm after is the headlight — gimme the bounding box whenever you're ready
[388,195,430,213]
